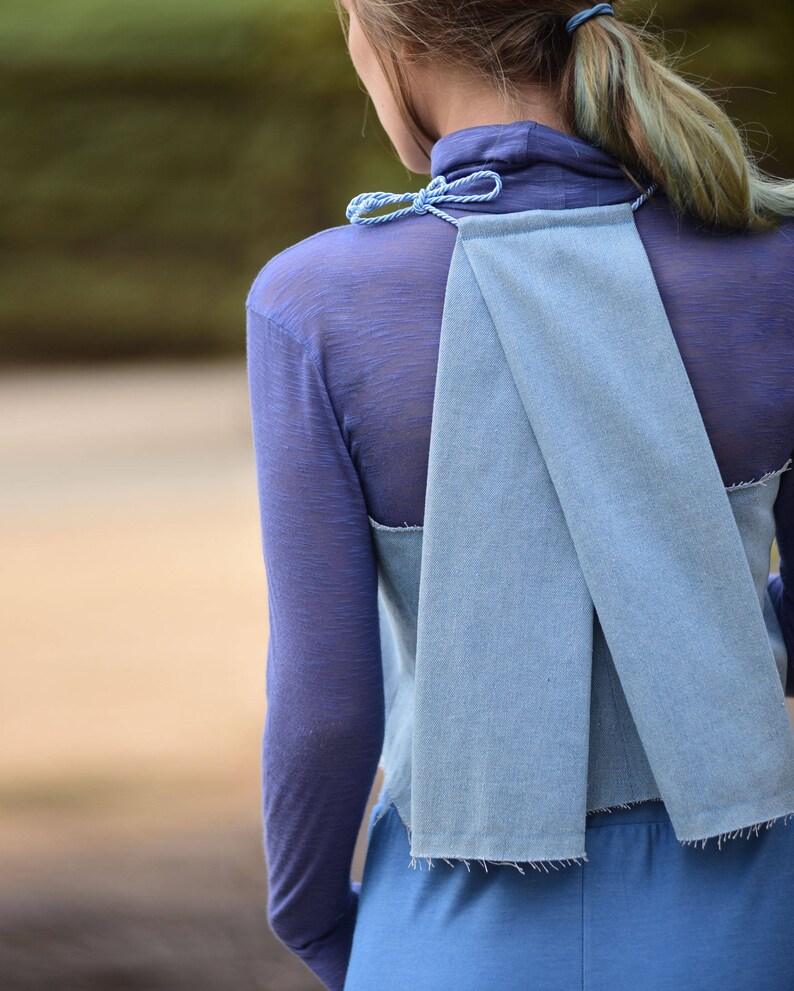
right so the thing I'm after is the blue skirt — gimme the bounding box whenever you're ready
[344,787,794,990]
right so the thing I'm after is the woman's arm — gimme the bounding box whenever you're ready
[246,304,385,990]
[768,452,794,698]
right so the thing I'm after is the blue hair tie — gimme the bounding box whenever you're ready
[566,3,615,35]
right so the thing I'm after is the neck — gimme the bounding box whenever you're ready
[414,65,575,142]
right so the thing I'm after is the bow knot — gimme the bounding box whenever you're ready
[346,170,504,227]
[411,175,448,216]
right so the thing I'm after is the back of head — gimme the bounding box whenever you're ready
[338,1,794,233]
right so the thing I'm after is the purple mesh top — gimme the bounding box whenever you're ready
[244,119,794,991]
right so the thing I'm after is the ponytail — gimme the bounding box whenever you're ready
[343,0,794,232]
[560,12,794,231]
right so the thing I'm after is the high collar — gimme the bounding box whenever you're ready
[430,118,629,183]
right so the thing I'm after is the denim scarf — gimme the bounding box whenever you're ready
[348,175,794,867]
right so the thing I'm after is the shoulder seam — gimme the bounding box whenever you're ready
[246,305,357,471]
[269,224,352,262]
[246,304,325,381]
[245,224,353,308]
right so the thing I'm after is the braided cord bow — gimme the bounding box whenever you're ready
[346,170,504,227]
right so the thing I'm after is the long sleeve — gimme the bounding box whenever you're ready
[245,304,385,990]
[768,452,794,699]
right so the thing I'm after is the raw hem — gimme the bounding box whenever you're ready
[725,456,792,491]
[406,853,588,874]
[674,790,794,850]
[585,796,662,815]
[678,812,794,850]
[403,819,587,873]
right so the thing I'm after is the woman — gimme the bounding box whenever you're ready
[245,3,794,990]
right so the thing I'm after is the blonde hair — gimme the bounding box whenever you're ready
[336,1,794,232]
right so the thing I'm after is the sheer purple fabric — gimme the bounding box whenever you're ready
[245,119,794,990]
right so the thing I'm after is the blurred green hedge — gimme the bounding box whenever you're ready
[1,0,791,363]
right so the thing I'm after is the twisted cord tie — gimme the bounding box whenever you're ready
[346,170,504,227]
[347,169,658,228]
[630,182,658,210]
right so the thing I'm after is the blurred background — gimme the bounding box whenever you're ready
[0,0,792,988]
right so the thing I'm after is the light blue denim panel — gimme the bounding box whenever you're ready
[369,472,791,855]
[585,474,791,814]
[415,234,594,863]
[367,520,423,828]
[384,200,794,865]
[729,473,791,691]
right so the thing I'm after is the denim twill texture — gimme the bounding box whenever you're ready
[392,200,794,866]
[368,476,790,852]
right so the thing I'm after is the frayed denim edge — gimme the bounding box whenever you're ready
[725,456,792,491]
[398,817,588,874]
[398,803,794,871]
[679,811,794,851]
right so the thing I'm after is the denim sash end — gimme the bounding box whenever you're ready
[408,200,794,866]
